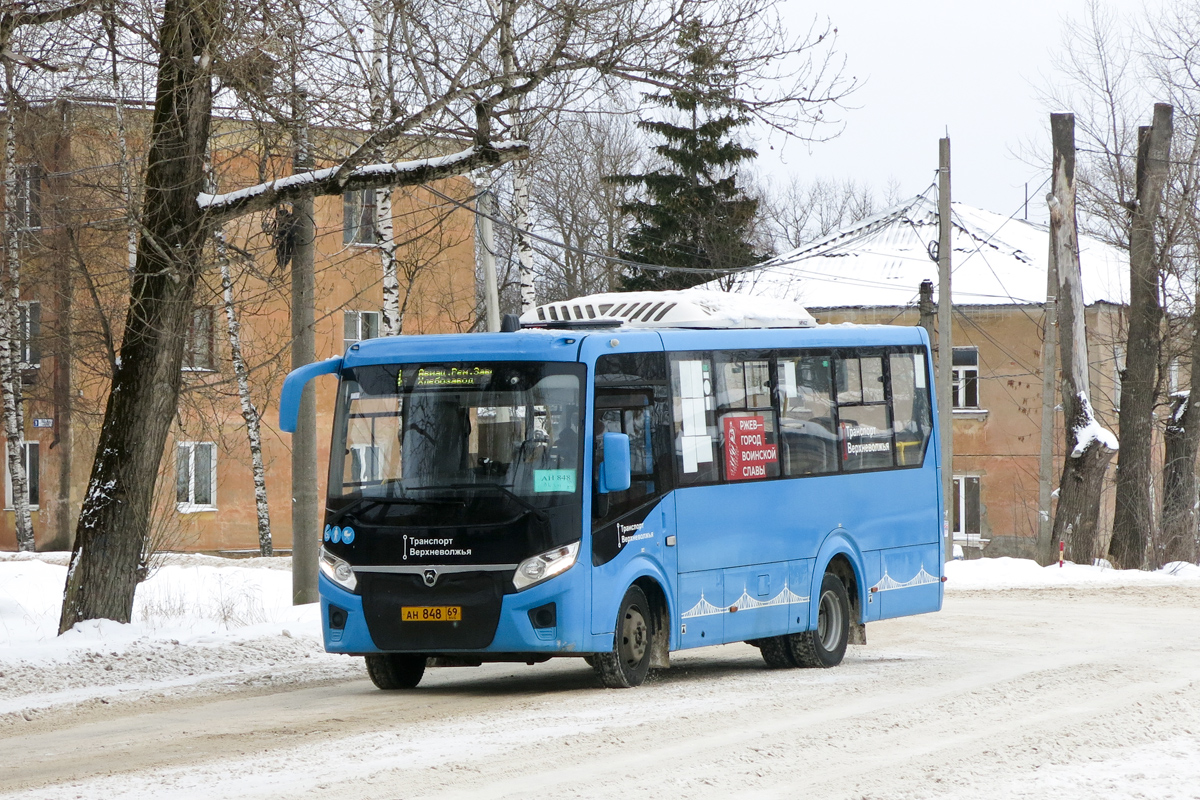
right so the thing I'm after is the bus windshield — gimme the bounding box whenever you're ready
[329,362,585,504]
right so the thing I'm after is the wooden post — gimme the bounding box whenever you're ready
[291,91,319,604]
[1037,282,1058,564]
[937,138,954,563]
[477,188,501,332]
[918,279,935,345]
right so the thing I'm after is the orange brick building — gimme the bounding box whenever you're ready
[1,100,478,553]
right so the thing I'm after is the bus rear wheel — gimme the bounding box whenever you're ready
[594,586,653,688]
[365,653,427,689]
[788,573,850,668]
[758,636,798,669]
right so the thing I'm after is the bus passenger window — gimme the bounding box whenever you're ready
[890,352,933,466]
[671,355,719,485]
[835,354,893,472]
[714,354,778,482]
[778,356,838,476]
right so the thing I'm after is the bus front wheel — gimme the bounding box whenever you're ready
[365,653,427,689]
[594,586,653,688]
[788,573,850,668]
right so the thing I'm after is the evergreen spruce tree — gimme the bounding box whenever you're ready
[610,23,766,291]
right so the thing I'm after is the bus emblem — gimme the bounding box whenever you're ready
[423,569,438,587]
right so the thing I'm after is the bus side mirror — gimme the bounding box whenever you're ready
[279,357,342,433]
[599,432,632,493]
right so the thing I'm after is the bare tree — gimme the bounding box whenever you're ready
[1048,112,1118,565]
[758,175,898,251]
[528,111,644,301]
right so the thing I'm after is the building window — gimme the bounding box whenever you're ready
[4,441,39,509]
[183,307,215,371]
[1113,344,1125,410]
[18,300,40,368]
[951,347,979,408]
[344,310,380,349]
[176,441,216,511]
[952,475,981,543]
[343,188,376,245]
[15,164,43,232]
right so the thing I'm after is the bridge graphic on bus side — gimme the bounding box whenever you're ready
[870,565,940,593]
[681,585,811,619]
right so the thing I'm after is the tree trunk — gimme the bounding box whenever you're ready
[60,0,220,631]
[217,232,272,556]
[370,2,401,336]
[1110,103,1173,570]
[1048,112,1118,565]
[1160,391,1199,565]
[514,163,536,312]
[2,77,32,551]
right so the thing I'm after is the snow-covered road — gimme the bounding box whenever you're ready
[3,579,1200,799]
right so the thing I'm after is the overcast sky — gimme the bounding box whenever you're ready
[760,0,1106,223]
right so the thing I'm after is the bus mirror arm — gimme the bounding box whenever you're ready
[279,357,343,433]
[598,432,632,494]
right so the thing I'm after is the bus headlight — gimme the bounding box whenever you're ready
[513,542,579,591]
[319,547,358,592]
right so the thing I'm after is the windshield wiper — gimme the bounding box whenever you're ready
[442,483,549,522]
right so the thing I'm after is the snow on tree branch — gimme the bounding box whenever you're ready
[198,141,528,222]
[1070,393,1119,458]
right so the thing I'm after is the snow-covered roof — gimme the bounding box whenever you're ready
[522,290,817,329]
[706,195,1128,308]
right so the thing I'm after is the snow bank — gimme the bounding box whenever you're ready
[0,552,353,716]
[945,556,1200,591]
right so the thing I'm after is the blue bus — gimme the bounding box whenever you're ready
[280,291,943,689]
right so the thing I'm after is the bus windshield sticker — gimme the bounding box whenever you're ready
[534,469,576,493]
[723,415,778,481]
[913,353,926,388]
[414,366,493,388]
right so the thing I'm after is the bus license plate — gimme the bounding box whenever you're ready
[402,606,462,622]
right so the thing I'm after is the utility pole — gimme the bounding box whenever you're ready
[1037,278,1058,564]
[477,187,501,332]
[291,91,319,604]
[937,137,954,563]
[918,279,935,345]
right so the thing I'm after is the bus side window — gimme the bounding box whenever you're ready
[778,355,838,476]
[714,353,779,482]
[835,354,893,472]
[890,351,933,466]
[671,354,719,485]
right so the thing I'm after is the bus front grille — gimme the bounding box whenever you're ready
[358,571,511,651]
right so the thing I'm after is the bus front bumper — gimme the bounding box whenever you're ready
[318,565,588,656]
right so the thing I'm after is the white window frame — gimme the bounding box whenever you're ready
[4,441,39,510]
[16,163,42,232]
[343,188,377,245]
[344,310,381,350]
[17,300,40,369]
[1113,344,1125,411]
[951,474,984,545]
[951,347,979,409]
[176,441,217,512]
[182,307,216,372]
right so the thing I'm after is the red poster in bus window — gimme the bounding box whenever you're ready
[723,415,778,481]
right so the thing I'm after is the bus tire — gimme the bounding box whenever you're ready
[788,573,850,668]
[365,653,427,689]
[594,586,653,688]
[758,636,798,669]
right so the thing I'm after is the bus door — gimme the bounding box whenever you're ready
[588,352,676,636]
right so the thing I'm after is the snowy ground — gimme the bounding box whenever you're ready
[2,552,1200,799]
